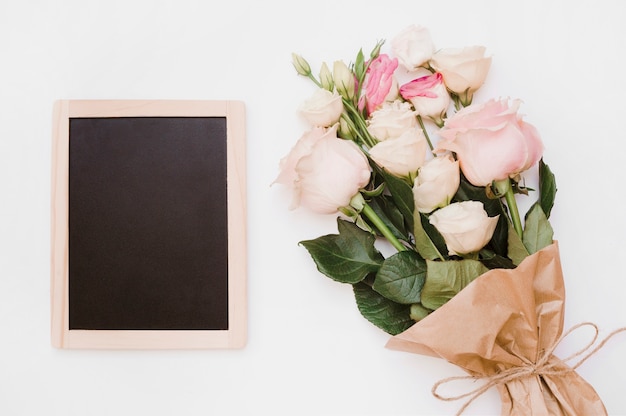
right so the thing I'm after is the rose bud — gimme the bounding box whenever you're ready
[359,54,399,115]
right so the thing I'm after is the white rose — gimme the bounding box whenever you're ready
[299,88,344,127]
[367,100,418,142]
[429,201,499,255]
[429,46,492,106]
[391,24,436,71]
[369,128,428,178]
[413,155,460,213]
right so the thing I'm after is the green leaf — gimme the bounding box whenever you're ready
[367,195,409,242]
[421,259,489,310]
[522,203,554,254]
[413,211,445,261]
[539,159,557,219]
[372,251,427,304]
[507,221,529,266]
[353,282,415,335]
[478,249,516,270]
[299,219,384,284]
[377,168,415,233]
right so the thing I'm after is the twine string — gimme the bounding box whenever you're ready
[431,322,626,416]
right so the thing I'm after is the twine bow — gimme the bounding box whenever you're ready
[431,322,626,415]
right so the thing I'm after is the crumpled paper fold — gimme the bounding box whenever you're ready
[386,242,607,415]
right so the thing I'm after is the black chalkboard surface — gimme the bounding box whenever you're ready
[51,100,247,349]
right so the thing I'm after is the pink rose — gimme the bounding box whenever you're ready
[400,72,451,126]
[359,54,399,115]
[436,98,543,187]
[274,127,326,205]
[275,125,371,214]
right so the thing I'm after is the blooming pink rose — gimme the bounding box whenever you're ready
[359,54,399,115]
[275,125,371,214]
[400,72,450,126]
[436,98,543,187]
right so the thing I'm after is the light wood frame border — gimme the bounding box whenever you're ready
[51,100,247,349]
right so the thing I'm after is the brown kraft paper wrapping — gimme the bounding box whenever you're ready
[386,242,607,415]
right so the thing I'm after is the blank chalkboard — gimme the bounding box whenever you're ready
[51,100,247,349]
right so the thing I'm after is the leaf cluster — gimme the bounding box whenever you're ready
[300,159,557,335]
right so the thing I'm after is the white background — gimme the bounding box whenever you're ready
[2,1,626,415]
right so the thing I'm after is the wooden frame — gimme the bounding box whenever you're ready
[51,100,247,349]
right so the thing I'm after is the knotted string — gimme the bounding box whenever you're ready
[431,322,626,415]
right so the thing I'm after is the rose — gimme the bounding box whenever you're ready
[429,46,492,106]
[391,24,436,71]
[413,155,460,213]
[333,60,356,100]
[276,125,371,214]
[366,100,418,141]
[299,88,344,127]
[429,201,499,255]
[400,72,451,126]
[436,98,544,187]
[369,128,428,178]
[359,54,399,115]
[273,126,327,208]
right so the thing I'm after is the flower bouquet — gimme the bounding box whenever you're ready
[275,25,621,415]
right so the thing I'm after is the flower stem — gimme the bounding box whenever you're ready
[495,179,523,237]
[351,193,406,252]
[417,115,434,153]
[343,99,377,148]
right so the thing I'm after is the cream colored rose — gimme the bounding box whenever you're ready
[299,89,344,127]
[429,201,498,255]
[369,128,428,178]
[413,155,460,213]
[367,100,418,142]
[429,46,492,106]
[391,24,436,71]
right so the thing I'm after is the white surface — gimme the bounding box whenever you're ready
[2,1,626,415]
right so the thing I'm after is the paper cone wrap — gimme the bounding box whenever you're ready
[386,242,607,415]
